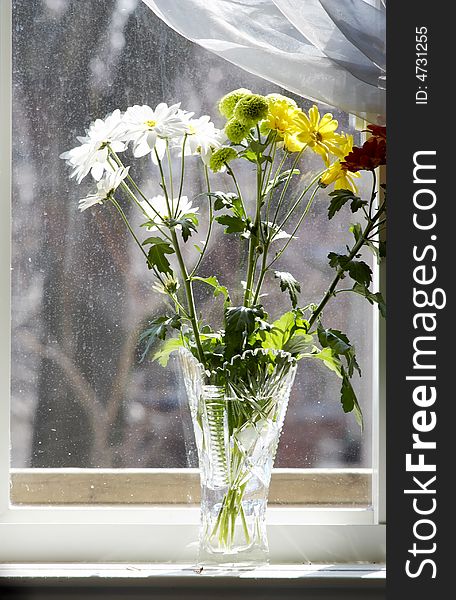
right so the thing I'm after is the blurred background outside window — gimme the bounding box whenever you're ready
[11,0,374,476]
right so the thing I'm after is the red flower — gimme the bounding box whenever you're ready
[341,124,386,172]
[366,124,386,140]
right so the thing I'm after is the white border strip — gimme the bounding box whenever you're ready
[0,0,12,519]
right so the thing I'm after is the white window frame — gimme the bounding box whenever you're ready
[0,0,385,564]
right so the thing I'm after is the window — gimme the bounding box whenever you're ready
[1,0,385,563]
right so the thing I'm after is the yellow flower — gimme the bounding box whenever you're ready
[261,98,306,153]
[283,133,305,153]
[263,99,298,137]
[265,93,297,109]
[293,105,344,165]
[320,134,360,193]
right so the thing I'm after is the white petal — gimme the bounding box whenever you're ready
[78,195,103,212]
[91,162,105,181]
[154,138,167,160]
[110,140,126,152]
[133,138,153,158]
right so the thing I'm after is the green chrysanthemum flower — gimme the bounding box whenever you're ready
[209,146,238,172]
[218,88,252,119]
[234,94,269,126]
[225,118,251,144]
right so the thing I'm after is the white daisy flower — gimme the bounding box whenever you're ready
[119,103,188,160]
[78,167,129,212]
[139,194,198,230]
[60,109,126,183]
[178,114,224,164]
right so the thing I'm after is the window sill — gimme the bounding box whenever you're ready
[0,563,386,597]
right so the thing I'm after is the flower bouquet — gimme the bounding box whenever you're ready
[61,89,386,564]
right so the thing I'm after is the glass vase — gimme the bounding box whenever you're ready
[177,347,297,566]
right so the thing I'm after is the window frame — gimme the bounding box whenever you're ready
[10,467,371,506]
[0,0,385,564]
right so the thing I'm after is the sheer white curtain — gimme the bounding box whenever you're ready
[141,0,385,122]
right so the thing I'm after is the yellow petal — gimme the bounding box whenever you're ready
[308,105,320,128]
[283,133,305,152]
[313,143,330,166]
[293,109,310,130]
[320,163,340,185]
[319,114,338,134]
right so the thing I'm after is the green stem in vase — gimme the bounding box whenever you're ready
[243,162,264,307]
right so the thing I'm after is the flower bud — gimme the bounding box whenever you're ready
[218,88,252,119]
[234,94,269,126]
[209,146,238,173]
[225,118,251,144]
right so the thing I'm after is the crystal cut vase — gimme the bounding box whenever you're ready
[178,347,297,566]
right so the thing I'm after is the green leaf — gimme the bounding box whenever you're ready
[349,222,363,244]
[328,253,372,287]
[209,192,246,219]
[192,276,231,307]
[348,260,372,287]
[165,214,198,243]
[341,372,364,430]
[250,139,269,154]
[215,214,248,235]
[274,271,301,309]
[153,337,184,367]
[225,305,263,334]
[139,314,181,362]
[328,252,347,270]
[318,325,351,355]
[142,237,174,274]
[211,191,238,211]
[240,149,258,164]
[314,321,364,429]
[264,169,300,195]
[311,347,343,377]
[328,189,360,219]
[317,324,361,377]
[365,239,386,264]
[351,283,387,318]
[258,311,309,353]
[350,196,368,213]
[328,192,349,219]
[259,311,294,350]
[240,139,272,166]
[224,305,265,358]
[282,334,315,355]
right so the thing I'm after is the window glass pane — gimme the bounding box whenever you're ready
[11,0,373,478]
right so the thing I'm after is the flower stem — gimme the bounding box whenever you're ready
[269,146,305,229]
[308,187,386,331]
[171,228,206,366]
[110,196,156,272]
[265,151,287,225]
[276,171,323,234]
[226,165,247,217]
[107,147,166,224]
[243,162,263,306]
[267,185,320,269]
[176,134,188,215]
[166,139,175,211]
[153,152,205,365]
[190,165,213,277]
